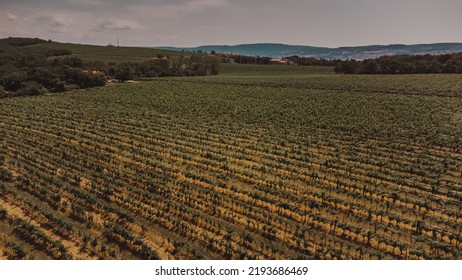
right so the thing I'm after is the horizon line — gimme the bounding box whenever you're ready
[153,41,462,49]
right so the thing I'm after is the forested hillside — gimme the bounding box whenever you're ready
[0,37,220,98]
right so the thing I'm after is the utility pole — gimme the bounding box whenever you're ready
[117,36,119,47]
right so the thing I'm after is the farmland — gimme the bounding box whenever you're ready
[43,42,184,63]
[1,64,461,260]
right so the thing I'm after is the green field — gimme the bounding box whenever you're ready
[1,64,461,260]
[38,42,184,62]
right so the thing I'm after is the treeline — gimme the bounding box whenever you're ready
[335,53,462,74]
[285,56,339,66]
[231,55,272,64]
[105,54,220,82]
[218,54,338,66]
[0,37,220,98]
[0,37,49,46]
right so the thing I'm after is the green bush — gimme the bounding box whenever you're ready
[0,85,8,98]
[0,71,28,91]
[17,81,48,96]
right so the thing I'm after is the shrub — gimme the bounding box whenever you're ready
[0,85,8,98]
[0,71,28,91]
[17,81,48,96]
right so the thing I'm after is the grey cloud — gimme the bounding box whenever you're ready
[1,0,88,12]
[34,14,76,34]
[0,0,229,11]
[1,0,462,47]
[97,19,143,30]
[35,15,71,28]
[6,13,17,21]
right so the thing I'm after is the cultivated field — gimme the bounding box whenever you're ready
[1,64,461,259]
[42,42,183,63]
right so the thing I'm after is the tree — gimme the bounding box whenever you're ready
[28,67,62,92]
[335,60,358,74]
[363,60,379,74]
[207,56,221,75]
[61,56,83,68]
[443,59,462,73]
[17,81,48,96]
[1,71,28,91]
[0,85,7,98]
[336,53,462,74]
[427,60,442,73]
[115,63,134,82]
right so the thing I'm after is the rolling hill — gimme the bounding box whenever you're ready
[158,42,462,60]
[42,42,184,63]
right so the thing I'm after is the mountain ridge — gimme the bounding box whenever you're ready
[157,42,462,60]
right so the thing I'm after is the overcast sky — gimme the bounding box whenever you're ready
[1,0,461,47]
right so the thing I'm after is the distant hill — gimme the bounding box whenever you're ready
[0,37,185,63]
[43,42,184,63]
[158,43,462,60]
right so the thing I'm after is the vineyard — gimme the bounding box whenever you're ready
[1,64,461,260]
[44,41,184,63]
